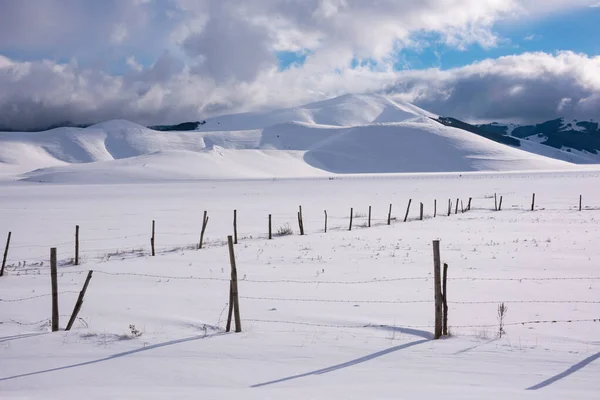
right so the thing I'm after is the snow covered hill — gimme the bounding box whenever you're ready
[477,118,600,162]
[0,94,594,183]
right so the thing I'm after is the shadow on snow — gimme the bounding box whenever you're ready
[526,351,600,390]
[0,331,226,382]
[252,338,429,388]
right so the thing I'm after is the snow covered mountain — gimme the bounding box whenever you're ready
[0,94,594,183]
[477,118,600,162]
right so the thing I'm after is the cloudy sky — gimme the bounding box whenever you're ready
[0,0,599,130]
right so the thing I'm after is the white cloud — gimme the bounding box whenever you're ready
[126,56,143,72]
[111,25,129,44]
[1,51,599,130]
[0,1,599,129]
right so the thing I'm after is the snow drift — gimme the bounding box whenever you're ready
[0,94,590,183]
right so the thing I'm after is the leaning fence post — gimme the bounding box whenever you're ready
[420,202,424,221]
[0,231,11,277]
[433,240,442,339]
[233,210,238,244]
[51,248,59,332]
[66,270,93,331]
[151,220,155,256]
[460,201,464,213]
[404,199,412,222]
[494,193,498,211]
[368,206,372,228]
[349,208,353,231]
[498,196,503,211]
[268,214,272,240]
[442,262,449,336]
[75,225,80,266]
[226,281,234,332]
[579,195,582,212]
[448,199,452,216]
[324,210,328,233]
[199,211,209,249]
[467,197,472,211]
[387,204,392,225]
[531,193,536,211]
[455,198,459,214]
[226,236,242,333]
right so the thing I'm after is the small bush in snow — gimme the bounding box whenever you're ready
[275,223,293,237]
[129,324,142,338]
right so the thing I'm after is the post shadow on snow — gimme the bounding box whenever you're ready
[369,324,433,340]
[526,351,600,391]
[453,338,499,355]
[0,331,227,382]
[251,338,430,388]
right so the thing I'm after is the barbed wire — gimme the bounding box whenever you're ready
[241,296,432,304]
[0,318,49,326]
[0,291,80,303]
[449,276,600,282]
[94,271,230,281]
[240,296,600,305]
[242,317,600,330]
[6,268,600,286]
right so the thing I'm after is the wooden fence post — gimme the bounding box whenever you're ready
[199,211,209,249]
[498,196,503,211]
[442,262,449,336]
[387,204,392,225]
[66,270,93,331]
[226,281,234,332]
[226,236,242,333]
[531,193,536,211]
[579,195,582,212]
[233,210,238,244]
[51,248,59,332]
[404,199,412,222]
[467,197,472,211]
[151,220,155,256]
[324,210,328,233]
[420,202,424,221]
[455,198,459,214]
[75,225,79,266]
[434,199,437,218]
[432,240,442,339]
[349,208,353,231]
[448,199,452,216]
[460,201,464,213]
[494,193,498,211]
[0,232,11,277]
[298,206,305,236]
[268,214,272,240]
[368,206,372,228]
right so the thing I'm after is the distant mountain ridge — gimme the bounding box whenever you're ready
[477,118,600,155]
[1,93,585,183]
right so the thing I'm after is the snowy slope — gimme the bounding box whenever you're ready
[0,94,595,183]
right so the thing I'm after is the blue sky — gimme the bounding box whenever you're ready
[279,6,600,71]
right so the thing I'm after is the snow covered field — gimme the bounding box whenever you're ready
[1,171,599,399]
